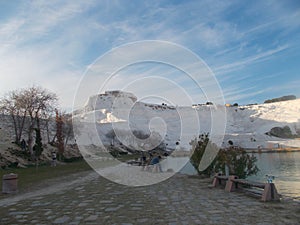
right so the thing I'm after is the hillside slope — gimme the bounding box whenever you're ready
[73,91,300,151]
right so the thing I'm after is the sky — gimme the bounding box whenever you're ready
[0,0,300,110]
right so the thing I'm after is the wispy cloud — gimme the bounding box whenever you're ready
[0,0,299,109]
[213,45,289,74]
[0,1,97,108]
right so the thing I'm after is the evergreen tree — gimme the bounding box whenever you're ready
[33,128,43,168]
[56,109,64,161]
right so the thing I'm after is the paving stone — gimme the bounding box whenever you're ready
[85,215,98,221]
[130,207,142,211]
[69,221,80,225]
[136,218,148,223]
[47,215,56,220]
[0,174,299,224]
[9,211,33,216]
[105,207,119,212]
[78,202,88,207]
[44,210,52,216]
[100,200,113,204]
[53,215,70,224]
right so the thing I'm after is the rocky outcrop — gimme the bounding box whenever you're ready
[267,126,294,138]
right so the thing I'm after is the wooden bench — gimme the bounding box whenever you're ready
[225,175,280,202]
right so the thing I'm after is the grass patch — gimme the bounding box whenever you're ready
[0,160,92,197]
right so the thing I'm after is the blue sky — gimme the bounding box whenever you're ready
[0,0,299,109]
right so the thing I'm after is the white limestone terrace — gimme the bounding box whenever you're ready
[73,90,300,150]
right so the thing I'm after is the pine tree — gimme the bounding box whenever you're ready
[33,127,43,168]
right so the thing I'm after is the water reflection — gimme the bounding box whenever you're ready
[249,152,300,199]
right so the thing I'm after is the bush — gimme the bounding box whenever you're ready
[214,146,259,179]
[264,95,296,103]
[190,134,259,178]
[190,133,216,176]
[267,126,293,138]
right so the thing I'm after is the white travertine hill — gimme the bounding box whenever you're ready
[73,91,300,150]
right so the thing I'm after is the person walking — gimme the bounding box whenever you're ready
[20,139,26,151]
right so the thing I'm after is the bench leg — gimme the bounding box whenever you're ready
[225,176,238,192]
[212,177,225,187]
[261,183,280,201]
[212,177,218,187]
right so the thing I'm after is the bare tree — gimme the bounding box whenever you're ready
[106,129,116,146]
[52,111,74,148]
[0,86,57,156]
[62,114,74,147]
[42,113,53,143]
[23,86,57,155]
[0,90,28,144]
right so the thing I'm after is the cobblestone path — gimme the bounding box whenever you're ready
[0,172,299,225]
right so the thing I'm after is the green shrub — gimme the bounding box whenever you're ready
[190,133,216,176]
[33,128,43,160]
[214,146,259,178]
[190,134,259,178]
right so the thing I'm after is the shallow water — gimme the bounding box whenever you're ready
[249,152,300,200]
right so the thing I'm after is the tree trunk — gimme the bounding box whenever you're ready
[16,113,27,144]
[51,134,57,145]
[45,119,50,143]
[64,135,69,148]
[11,113,19,144]
[28,119,34,157]
[28,129,34,156]
[36,111,40,130]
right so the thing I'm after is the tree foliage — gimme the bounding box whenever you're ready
[264,95,296,103]
[33,128,43,159]
[190,133,215,175]
[214,147,259,179]
[55,109,64,160]
[190,133,259,179]
[0,90,28,144]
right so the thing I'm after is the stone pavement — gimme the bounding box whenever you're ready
[0,171,299,225]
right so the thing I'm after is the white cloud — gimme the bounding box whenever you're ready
[0,1,98,108]
[0,0,299,110]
